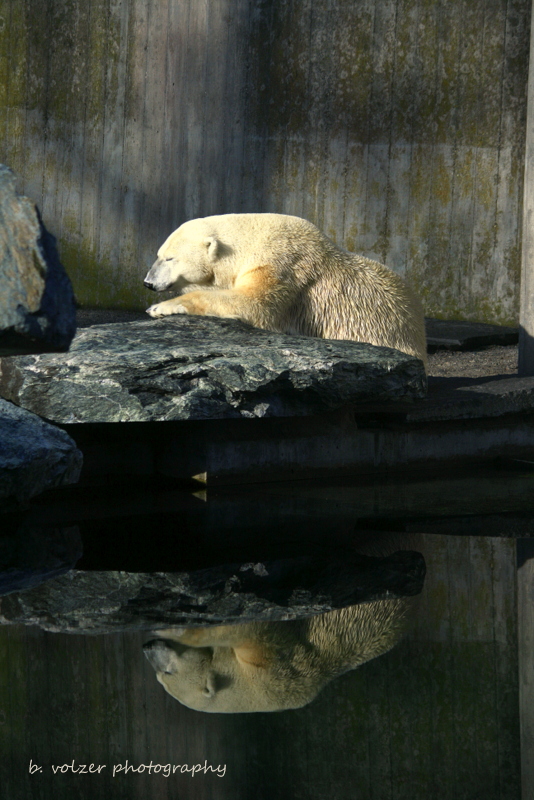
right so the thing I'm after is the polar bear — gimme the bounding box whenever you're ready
[143,534,422,713]
[143,213,427,366]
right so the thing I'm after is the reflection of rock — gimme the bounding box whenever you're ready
[0,548,425,633]
[0,399,82,504]
[0,524,82,595]
[0,165,76,356]
[0,315,426,423]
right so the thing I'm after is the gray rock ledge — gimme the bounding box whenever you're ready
[425,318,518,351]
[0,316,426,423]
[0,399,83,503]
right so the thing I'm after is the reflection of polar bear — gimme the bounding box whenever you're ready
[144,599,414,714]
[144,213,427,366]
[143,535,421,714]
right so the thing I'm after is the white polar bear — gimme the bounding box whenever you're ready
[144,213,427,366]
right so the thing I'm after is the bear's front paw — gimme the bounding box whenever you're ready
[146,303,164,318]
[146,302,188,318]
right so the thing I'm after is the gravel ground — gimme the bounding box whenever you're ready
[427,345,518,379]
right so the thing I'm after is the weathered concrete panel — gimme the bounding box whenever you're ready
[519,0,534,373]
[0,0,530,324]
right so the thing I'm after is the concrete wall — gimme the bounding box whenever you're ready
[0,0,530,323]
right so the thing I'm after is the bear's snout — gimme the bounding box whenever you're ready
[144,258,174,292]
[143,639,178,673]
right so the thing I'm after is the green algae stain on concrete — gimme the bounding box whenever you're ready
[433,157,452,208]
[58,237,148,310]
[4,2,28,109]
[0,16,8,117]
[86,0,108,129]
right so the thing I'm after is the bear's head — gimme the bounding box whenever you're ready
[143,218,226,293]
[143,637,318,713]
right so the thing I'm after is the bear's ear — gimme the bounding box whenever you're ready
[204,236,220,262]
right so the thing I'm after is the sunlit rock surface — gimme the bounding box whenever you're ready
[0,316,426,423]
[0,399,82,504]
[0,165,76,356]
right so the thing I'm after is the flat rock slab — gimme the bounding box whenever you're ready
[79,311,520,355]
[413,375,534,421]
[355,375,534,423]
[0,399,83,504]
[425,318,518,351]
[0,164,76,356]
[0,549,425,632]
[0,316,426,423]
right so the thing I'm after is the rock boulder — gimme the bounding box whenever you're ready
[0,399,82,504]
[0,316,426,423]
[0,165,76,356]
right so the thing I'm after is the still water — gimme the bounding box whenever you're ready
[0,464,532,799]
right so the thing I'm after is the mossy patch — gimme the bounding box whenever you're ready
[58,237,149,311]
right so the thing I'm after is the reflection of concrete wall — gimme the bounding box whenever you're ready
[0,0,530,323]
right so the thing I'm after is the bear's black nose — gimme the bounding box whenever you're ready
[144,279,155,290]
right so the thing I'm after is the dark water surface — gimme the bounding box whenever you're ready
[0,462,532,799]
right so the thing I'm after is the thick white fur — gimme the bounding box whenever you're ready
[144,213,427,367]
